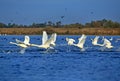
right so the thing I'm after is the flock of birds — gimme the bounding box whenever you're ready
[10,31,57,49]
[9,31,119,50]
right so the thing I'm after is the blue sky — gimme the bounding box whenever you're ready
[0,0,120,25]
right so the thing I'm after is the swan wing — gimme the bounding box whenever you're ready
[77,34,87,48]
[103,38,113,48]
[94,36,99,42]
[79,36,86,45]
[16,39,23,44]
[93,36,99,44]
[53,33,57,42]
[49,33,57,45]
[10,42,18,45]
[24,35,30,45]
[78,34,86,44]
[44,34,54,46]
[30,43,40,47]
[10,42,27,48]
[104,38,111,45]
[42,31,48,45]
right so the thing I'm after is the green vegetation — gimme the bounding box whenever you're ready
[0,19,120,28]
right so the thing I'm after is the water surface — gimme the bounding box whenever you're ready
[0,35,120,81]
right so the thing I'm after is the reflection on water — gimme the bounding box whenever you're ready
[0,35,120,81]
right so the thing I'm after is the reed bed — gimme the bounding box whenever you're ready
[0,27,120,35]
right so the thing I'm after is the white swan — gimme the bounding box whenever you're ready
[103,38,113,48]
[10,35,30,48]
[42,31,57,46]
[91,36,99,45]
[16,35,30,46]
[91,36,104,46]
[66,38,75,45]
[31,31,56,49]
[73,34,87,49]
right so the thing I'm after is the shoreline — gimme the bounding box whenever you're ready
[0,27,120,35]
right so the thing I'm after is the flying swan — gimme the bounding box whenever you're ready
[10,35,30,48]
[91,36,104,46]
[31,31,57,49]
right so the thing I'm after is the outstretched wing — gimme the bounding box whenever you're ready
[53,33,57,42]
[44,33,56,45]
[104,38,111,46]
[24,35,30,45]
[44,36,53,46]
[50,33,57,46]
[77,34,87,48]
[93,36,99,44]
[42,31,48,45]
[16,39,23,44]
[50,33,57,42]
[78,34,86,44]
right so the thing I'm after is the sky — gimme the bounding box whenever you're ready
[0,0,120,25]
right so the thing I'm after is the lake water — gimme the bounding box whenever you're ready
[0,35,120,81]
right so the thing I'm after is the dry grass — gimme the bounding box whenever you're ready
[0,27,120,35]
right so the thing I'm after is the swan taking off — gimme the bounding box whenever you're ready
[91,36,104,46]
[31,31,57,49]
[66,38,75,45]
[10,35,30,48]
[16,35,30,46]
[73,34,87,49]
[103,38,113,48]
[42,31,57,46]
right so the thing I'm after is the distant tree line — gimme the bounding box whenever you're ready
[0,19,120,28]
